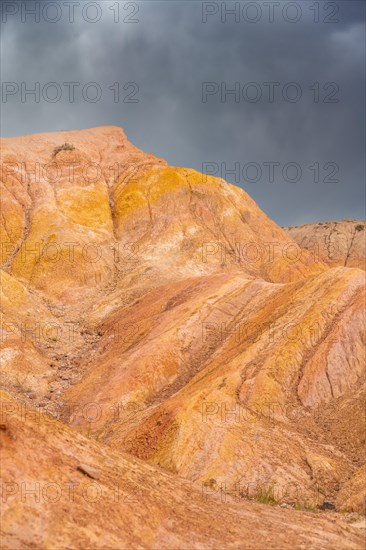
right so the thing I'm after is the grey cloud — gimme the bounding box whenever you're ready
[0,0,364,225]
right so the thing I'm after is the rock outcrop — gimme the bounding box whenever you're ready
[285,220,366,270]
[1,127,365,548]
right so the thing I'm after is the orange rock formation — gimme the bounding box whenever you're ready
[1,127,365,548]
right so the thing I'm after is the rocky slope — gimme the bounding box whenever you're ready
[1,127,365,548]
[2,390,364,550]
[286,220,366,270]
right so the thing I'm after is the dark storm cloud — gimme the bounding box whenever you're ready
[0,0,365,225]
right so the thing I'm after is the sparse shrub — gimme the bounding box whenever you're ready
[255,484,278,506]
[355,224,364,232]
[53,143,75,156]
[316,484,326,495]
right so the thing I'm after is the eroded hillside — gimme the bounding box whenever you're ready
[1,127,365,549]
[286,220,366,270]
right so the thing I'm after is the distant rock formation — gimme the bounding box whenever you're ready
[285,220,365,270]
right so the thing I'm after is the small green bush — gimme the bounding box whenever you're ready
[355,224,364,232]
[53,143,75,156]
[255,488,278,506]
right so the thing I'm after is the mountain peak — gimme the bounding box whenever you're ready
[1,128,365,548]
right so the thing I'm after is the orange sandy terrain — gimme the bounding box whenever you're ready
[0,127,365,549]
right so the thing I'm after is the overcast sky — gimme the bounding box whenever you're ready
[1,0,365,225]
